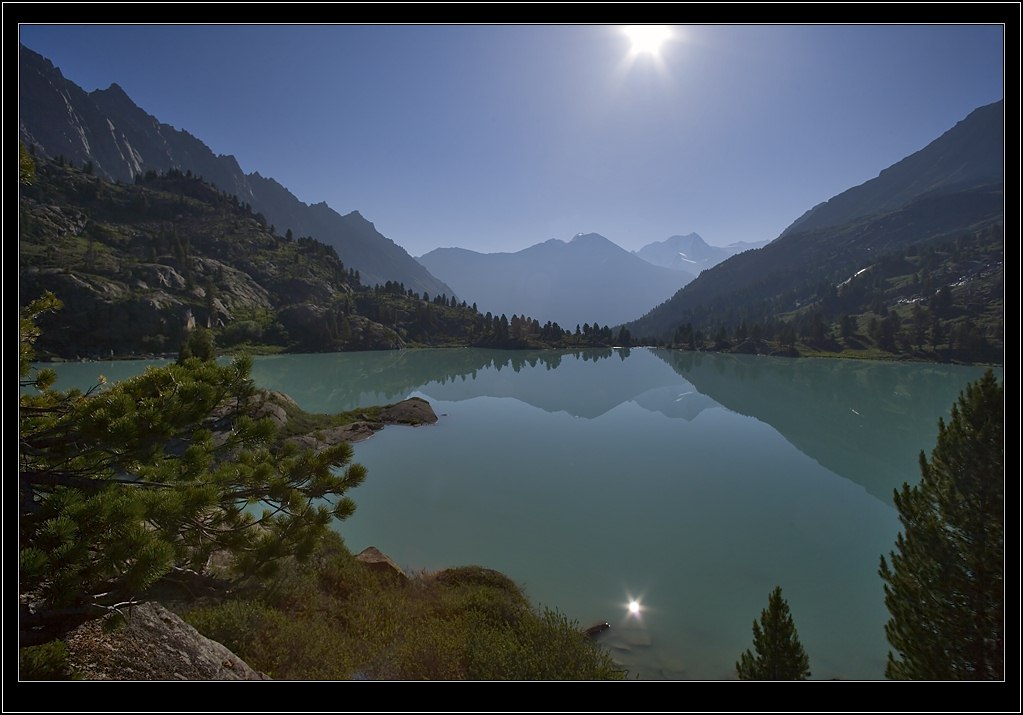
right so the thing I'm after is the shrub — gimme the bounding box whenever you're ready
[20,640,74,680]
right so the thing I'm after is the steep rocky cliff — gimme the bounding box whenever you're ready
[19,43,454,296]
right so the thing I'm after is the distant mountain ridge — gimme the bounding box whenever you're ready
[624,99,1004,352]
[781,101,1004,238]
[633,233,771,273]
[418,233,695,328]
[18,43,453,297]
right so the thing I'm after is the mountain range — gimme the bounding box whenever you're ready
[18,153,626,359]
[418,233,695,329]
[19,43,1003,362]
[18,44,453,298]
[632,233,771,274]
[17,158,420,357]
[624,99,1004,358]
[16,44,745,334]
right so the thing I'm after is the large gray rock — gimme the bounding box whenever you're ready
[246,389,301,430]
[63,601,269,680]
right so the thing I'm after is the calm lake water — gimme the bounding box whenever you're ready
[38,348,999,680]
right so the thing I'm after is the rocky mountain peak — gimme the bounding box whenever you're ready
[19,42,455,297]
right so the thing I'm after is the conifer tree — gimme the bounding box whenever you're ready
[19,293,366,613]
[879,369,1003,680]
[736,586,811,680]
[178,325,216,362]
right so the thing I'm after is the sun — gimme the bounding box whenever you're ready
[623,25,672,57]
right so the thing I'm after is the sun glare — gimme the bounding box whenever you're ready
[624,593,645,620]
[624,25,672,56]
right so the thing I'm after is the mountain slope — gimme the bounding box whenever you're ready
[18,156,516,358]
[782,101,1003,237]
[18,158,392,357]
[18,43,453,297]
[624,100,1004,359]
[20,154,628,358]
[418,233,695,328]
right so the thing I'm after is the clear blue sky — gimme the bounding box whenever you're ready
[18,23,1004,256]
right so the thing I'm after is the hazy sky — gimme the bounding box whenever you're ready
[18,23,1004,256]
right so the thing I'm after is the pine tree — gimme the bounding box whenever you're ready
[736,586,811,680]
[878,369,1003,680]
[19,293,366,613]
[178,325,216,362]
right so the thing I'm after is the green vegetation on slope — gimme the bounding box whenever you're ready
[631,214,1003,364]
[184,532,626,680]
[19,157,626,359]
[624,98,1003,366]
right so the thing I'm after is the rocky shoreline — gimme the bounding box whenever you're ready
[287,396,438,452]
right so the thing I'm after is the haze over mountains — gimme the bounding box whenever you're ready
[632,233,771,273]
[18,44,454,297]
[418,233,695,329]
[417,231,769,329]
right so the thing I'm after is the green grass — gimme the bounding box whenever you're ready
[219,343,287,357]
[19,640,78,680]
[270,394,385,439]
[183,532,626,680]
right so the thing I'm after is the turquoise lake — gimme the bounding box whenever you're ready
[38,348,999,680]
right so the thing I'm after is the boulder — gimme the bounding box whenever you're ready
[63,601,270,680]
[378,396,438,425]
[247,389,300,430]
[355,546,408,582]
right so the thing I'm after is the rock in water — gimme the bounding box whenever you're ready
[583,621,611,638]
[378,396,439,425]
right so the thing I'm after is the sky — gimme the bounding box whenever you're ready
[18,23,1005,257]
